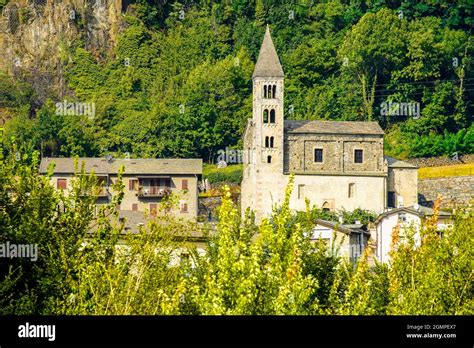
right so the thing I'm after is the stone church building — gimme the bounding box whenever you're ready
[241,26,418,221]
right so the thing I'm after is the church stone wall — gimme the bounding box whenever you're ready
[284,134,384,175]
[303,139,339,172]
[343,138,384,173]
[241,120,256,214]
[289,174,386,214]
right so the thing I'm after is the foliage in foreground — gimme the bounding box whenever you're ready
[0,155,472,315]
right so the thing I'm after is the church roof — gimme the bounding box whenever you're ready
[284,120,384,135]
[252,25,284,79]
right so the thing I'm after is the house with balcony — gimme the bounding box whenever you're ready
[39,157,202,221]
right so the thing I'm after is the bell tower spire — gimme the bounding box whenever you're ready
[253,25,284,79]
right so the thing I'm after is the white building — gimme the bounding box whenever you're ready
[374,205,452,263]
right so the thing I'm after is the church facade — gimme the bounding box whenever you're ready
[241,27,418,221]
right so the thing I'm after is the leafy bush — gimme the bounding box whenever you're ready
[340,208,377,225]
[1,149,472,315]
[408,126,474,158]
[387,200,474,314]
[0,0,10,11]
[386,125,474,159]
[294,203,376,228]
[203,164,243,184]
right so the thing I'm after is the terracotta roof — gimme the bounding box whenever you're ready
[39,157,202,175]
[252,25,284,78]
[285,120,384,135]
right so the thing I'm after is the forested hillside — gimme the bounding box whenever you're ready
[1,0,473,161]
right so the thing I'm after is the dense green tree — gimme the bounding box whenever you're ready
[2,1,473,159]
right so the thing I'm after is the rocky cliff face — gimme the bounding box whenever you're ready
[0,0,124,101]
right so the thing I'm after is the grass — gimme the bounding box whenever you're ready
[203,163,243,175]
[418,163,474,179]
[202,163,243,184]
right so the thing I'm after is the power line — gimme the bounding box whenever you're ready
[369,77,474,88]
[373,81,474,94]
[374,89,474,98]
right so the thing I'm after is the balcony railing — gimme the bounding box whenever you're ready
[138,186,172,197]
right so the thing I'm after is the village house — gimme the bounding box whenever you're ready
[39,157,202,223]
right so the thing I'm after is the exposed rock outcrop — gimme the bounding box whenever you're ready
[0,0,124,101]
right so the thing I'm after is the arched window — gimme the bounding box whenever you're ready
[263,109,269,123]
[265,136,269,148]
[263,85,267,99]
[270,109,276,123]
[268,85,272,98]
[272,85,276,98]
[322,201,330,212]
[270,136,274,148]
[267,155,272,163]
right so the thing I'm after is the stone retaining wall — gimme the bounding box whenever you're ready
[418,176,473,208]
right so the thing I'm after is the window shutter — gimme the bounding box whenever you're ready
[129,179,138,190]
[150,204,157,216]
[57,179,67,189]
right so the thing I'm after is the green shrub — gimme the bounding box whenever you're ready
[1,148,472,315]
[203,164,243,184]
[386,125,474,159]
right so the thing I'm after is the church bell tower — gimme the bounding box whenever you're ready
[252,25,285,171]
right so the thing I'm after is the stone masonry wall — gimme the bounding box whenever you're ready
[284,134,384,174]
[418,176,473,208]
